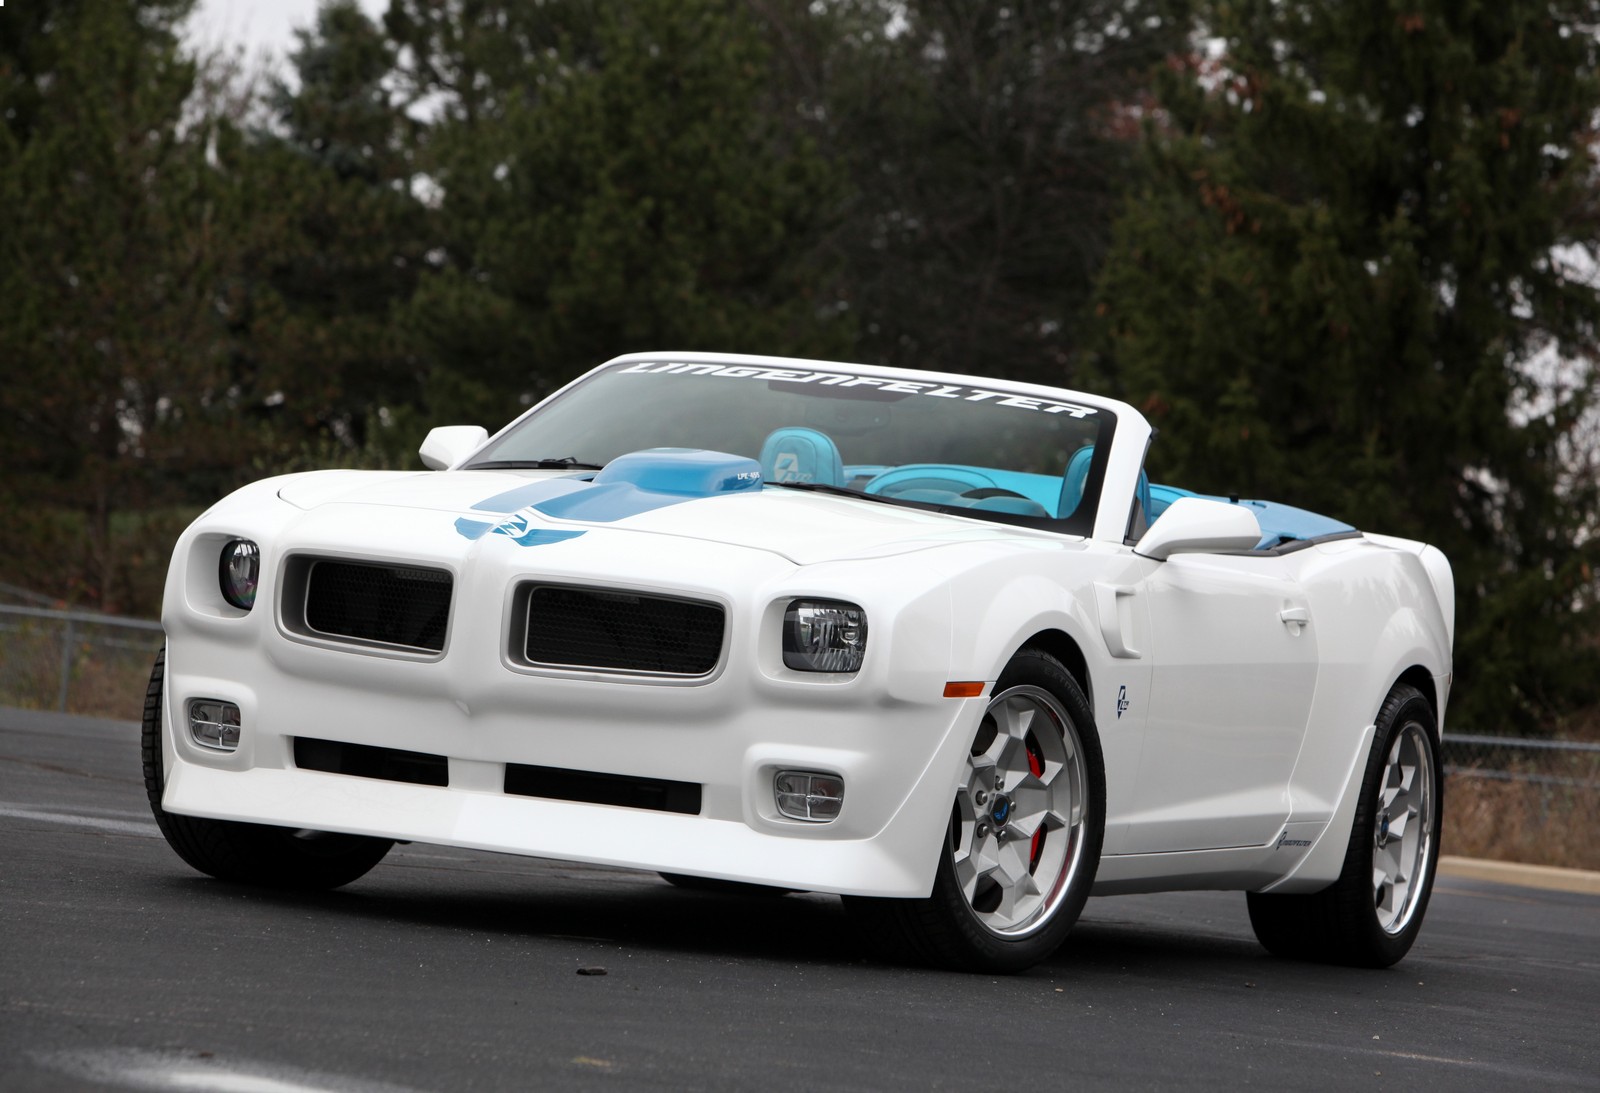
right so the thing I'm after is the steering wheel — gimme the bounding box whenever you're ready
[960,488,1031,501]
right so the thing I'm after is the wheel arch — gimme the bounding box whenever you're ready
[1012,628,1091,710]
[1392,663,1441,737]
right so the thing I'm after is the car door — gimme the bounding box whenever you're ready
[1120,551,1319,853]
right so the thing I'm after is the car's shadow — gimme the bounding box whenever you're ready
[147,860,1308,982]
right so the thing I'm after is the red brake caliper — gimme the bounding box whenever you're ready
[1026,734,1046,872]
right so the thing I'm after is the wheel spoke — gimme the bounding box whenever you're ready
[1380,777,1401,811]
[991,697,1029,744]
[1387,807,1411,841]
[968,752,997,784]
[1003,834,1035,881]
[995,734,1031,783]
[987,868,1041,927]
[953,848,983,903]
[1008,784,1051,830]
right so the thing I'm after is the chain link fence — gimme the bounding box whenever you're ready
[1441,733,1600,872]
[0,602,163,720]
[2,588,1597,871]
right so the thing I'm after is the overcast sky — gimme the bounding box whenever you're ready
[187,0,388,68]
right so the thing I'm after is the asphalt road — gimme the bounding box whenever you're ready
[2,708,1596,1092]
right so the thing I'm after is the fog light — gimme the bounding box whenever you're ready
[774,770,844,822]
[189,699,241,751]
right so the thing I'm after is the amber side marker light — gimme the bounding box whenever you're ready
[943,681,987,699]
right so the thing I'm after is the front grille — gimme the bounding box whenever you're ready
[303,560,452,652]
[520,584,724,676]
[505,763,702,815]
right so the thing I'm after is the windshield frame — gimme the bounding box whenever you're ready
[466,354,1142,540]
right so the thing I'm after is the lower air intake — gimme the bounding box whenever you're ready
[504,764,702,815]
[293,738,449,787]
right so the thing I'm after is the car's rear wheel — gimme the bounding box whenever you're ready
[846,648,1105,973]
[142,647,393,890]
[1247,682,1441,967]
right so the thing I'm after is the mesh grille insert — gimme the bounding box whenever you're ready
[522,585,723,676]
[304,560,452,652]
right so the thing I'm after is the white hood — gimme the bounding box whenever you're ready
[275,467,1066,566]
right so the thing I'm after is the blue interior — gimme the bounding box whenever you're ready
[748,427,1356,548]
[863,463,1059,518]
[856,450,1351,548]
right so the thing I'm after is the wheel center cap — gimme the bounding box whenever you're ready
[1377,813,1391,847]
[990,794,1012,825]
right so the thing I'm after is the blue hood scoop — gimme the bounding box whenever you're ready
[458,449,764,538]
[592,448,764,497]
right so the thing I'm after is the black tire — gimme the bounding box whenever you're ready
[142,646,393,890]
[1247,682,1442,967]
[845,648,1105,973]
[658,873,793,896]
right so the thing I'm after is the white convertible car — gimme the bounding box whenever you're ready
[145,352,1453,973]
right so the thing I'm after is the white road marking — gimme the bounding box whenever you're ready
[0,803,160,836]
[34,1049,427,1093]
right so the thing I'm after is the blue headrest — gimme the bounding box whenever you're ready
[759,427,844,487]
[1058,446,1095,518]
[1057,445,1152,525]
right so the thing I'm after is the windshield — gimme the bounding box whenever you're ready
[468,360,1115,534]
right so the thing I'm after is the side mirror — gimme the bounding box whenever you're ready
[419,425,488,470]
[1135,497,1263,560]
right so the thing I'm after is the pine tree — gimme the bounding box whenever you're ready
[383,0,849,425]
[1090,0,1600,729]
[774,0,1190,387]
[0,0,252,611]
[220,0,431,458]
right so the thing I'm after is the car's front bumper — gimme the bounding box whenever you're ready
[159,507,985,898]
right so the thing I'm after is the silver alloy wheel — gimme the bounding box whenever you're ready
[952,684,1088,938]
[1372,720,1436,935]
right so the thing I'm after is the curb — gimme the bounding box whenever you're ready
[1438,855,1600,896]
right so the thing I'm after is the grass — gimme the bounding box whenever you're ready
[1442,762,1600,872]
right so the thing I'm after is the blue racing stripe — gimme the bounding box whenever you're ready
[455,449,765,538]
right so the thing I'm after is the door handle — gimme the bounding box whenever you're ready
[1279,606,1309,635]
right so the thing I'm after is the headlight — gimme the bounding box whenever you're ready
[218,539,260,610]
[783,599,868,673]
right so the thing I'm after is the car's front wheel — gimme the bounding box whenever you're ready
[847,648,1105,973]
[142,647,393,890]
[1246,682,1442,967]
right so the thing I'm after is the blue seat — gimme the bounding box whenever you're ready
[759,427,844,487]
